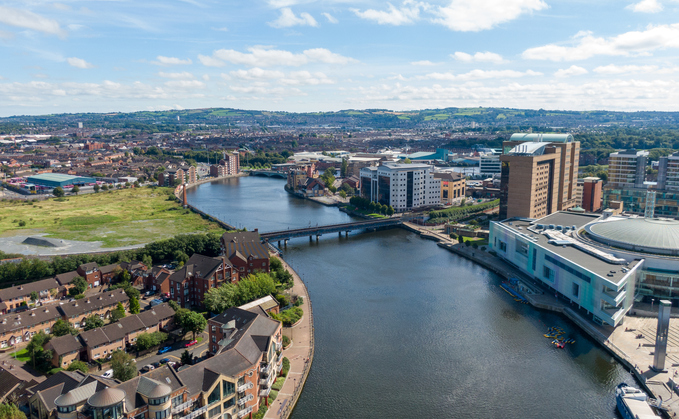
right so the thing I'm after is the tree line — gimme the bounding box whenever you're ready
[349,196,395,216]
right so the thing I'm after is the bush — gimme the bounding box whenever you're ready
[281,357,290,377]
[271,307,303,326]
[18,220,26,227]
[282,335,290,348]
[272,377,286,391]
[449,233,457,239]
[294,296,303,307]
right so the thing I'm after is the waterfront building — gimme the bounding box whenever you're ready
[433,172,465,205]
[158,166,196,187]
[489,212,640,327]
[210,152,240,177]
[499,133,579,219]
[360,163,440,212]
[221,232,270,276]
[168,254,236,309]
[479,154,501,177]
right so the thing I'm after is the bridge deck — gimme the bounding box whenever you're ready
[260,218,403,241]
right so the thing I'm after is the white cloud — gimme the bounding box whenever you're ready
[421,69,542,81]
[0,6,66,37]
[452,51,505,63]
[626,0,663,13]
[158,71,195,79]
[164,80,205,89]
[351,1,422,25]
[212,27,229,32]
[433,0,547,32]
[230,68,285,80]
[523,24,679,61]
[269,8,318,28]
[67,57,94,69]
[554,65,588,77]
[267,0,312,8]
[281,71,334,85]
[322,12,338,23]
[152,56,193,66]
[411,60,437,66]
[593,64,658,74]
[199,47,357,67]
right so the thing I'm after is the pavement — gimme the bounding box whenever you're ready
[264,257,313,419]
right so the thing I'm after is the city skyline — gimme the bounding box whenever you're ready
[1,0,679,116]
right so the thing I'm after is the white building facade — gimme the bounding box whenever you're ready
[360,163,440,212]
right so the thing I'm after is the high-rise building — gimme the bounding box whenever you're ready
[360,163,440,212]
[657,152,679,191]
[607,150,648,189]
[479,153,501,176]
[499,133,579,219]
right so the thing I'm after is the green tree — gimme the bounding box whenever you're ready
[341,158,348,178]
[71,186,80,195]
[52,187,64,198]
[458,235,464,244]
[204,283,238,314]
[66,360,89,373]
[168,300,180,311]
[403,158,412,164]
[52,319,76,337]
[111,350,136,381]
[339,190,347,199]
[93,184,100,193]
[84,315,104,331]
[180,311,207,340]
[129,296,140,314]
[101,184,109,191]
[142,254,153,269]
[0,403,26,419]
[26,332,50,369]
[69,276,88,296]
[29,291,39,302]
[180,350,193,366]
[269,256,283,272]
[135,331,168,351]
[110,302,126,323]
[387,206,395,216]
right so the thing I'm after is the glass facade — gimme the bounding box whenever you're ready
[92,404,124,419]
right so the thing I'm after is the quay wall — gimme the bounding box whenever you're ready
[176,174,247,231]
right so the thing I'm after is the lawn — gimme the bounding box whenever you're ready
[13,348,30,362]
[0,187,224,248]
[460,236,489,246]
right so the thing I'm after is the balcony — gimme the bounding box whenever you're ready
[276,362,283,374]
[174,405,207,419]
[259,387,271,398]
[171,400,194,414]
[237,382,253,393]
[260,363,271,376]
[237,395,253,407]
[260,373,276,388]
[237,407,253,418]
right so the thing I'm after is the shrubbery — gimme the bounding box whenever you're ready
[428,199,499,224]
[271,307,303,326]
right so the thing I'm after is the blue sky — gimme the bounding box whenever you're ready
[1,0,679,116]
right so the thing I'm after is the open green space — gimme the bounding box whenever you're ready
[12,348,30,362]
[0,187,224,248]
[424,113,449,121]
[460,236,489,246]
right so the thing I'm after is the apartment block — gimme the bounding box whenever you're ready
[168,254,236,309]
[607,150,648,189]
[221,232,270,277]
[0,306,61,348]
[433,172,465,205]
[581,177,603,212]
[479,154,501,176]
[360,163,441,212]
[499,133,579,219]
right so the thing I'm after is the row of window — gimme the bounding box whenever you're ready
[544,254,591,283]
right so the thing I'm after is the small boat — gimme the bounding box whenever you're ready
[615,383,663,419]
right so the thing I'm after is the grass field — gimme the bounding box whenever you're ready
[0,187,223,248]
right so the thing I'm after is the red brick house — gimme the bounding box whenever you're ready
[168,254,237,309]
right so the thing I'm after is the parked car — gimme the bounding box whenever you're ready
[141,365,155,373]
[185,340,198,348]
[102,369,114,379]
[159,358,171,364]
[150,299,164,307]
[158,346,172,354]
[152,362,161,368]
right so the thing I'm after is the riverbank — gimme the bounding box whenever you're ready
[404,221,678,418]
[178,174,248,231]
[265,256,314,419]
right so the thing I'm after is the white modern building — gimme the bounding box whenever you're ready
[360,163,441,211]
[479,153,501,176]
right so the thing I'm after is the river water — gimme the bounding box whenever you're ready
[187,176,634,419]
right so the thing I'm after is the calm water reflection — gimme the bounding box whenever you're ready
[188,177,633,419]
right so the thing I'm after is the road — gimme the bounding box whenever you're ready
[135,330,209,372]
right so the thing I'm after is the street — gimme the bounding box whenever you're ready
[135,330,209,372]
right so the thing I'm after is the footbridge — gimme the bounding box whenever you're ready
[260,218,404,243]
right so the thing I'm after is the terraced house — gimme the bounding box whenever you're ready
[0,306,61,348]
[0,278,62,314]
[58,290,129,329]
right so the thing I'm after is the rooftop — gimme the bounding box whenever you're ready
[586,217,679,256]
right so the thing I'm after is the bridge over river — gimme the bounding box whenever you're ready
[260,217,405,244]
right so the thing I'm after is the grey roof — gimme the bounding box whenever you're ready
[222,233,269,262]
[136,376,171,398]
[54,381,97,407]
[0,278,60,302]
[79,262,99,272]
[99,264,120,275]
[46,334,83,356]
[55,271,80,285]
[586,217,679,255]
[87,387,125,407]
[178,349,253,397]
[79,328,111,348]
[0,307,60,335]
[185,254,224,279]
[136,303,174,327]
[509,133,574,143]
[58,290,128,318]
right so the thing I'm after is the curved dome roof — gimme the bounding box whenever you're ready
[137,376,171,399]
[87,388,126,408]
[586,218,679,255]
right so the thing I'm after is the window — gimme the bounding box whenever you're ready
[498,240,507,252]
[211,325,216,332]
[572,282,580,298]
[544,255,591,283]
[515,239,529,257]
[212,335,216,342]
[207,384,221,405]
[155,408,169,419]
[543,266,554,282]
[149,396,168,405]
[208,406,221,419]
[222,381,235,398]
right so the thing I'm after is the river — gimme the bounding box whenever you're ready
[187,176,634,418]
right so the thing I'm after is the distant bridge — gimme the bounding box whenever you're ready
[260,218,404,243]
[248,169,287,179]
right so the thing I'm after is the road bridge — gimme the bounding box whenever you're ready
[248,170,287,179]
[260,218,404,244]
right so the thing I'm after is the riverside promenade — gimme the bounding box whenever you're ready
[265,257,314,419]
[405,221,679,417]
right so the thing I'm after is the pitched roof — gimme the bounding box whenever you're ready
[79,328,111,348]
[78,262,99,272]
[99,264,121,275]
[185,254,224,279]
[45,334,83,356]
[136,303,175,327]
[222,233,269,262]
[0,278,60,302]
[58,290,128,318]
[0,307,60,335]
[55,271,80,285]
